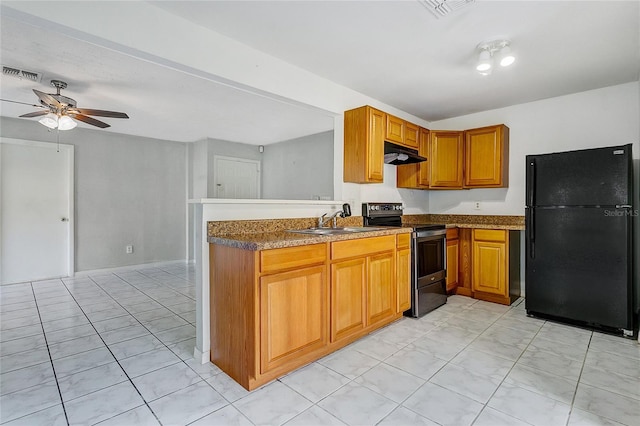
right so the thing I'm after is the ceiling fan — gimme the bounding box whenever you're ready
[11,79,129,130]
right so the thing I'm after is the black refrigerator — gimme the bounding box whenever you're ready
[525,144,635,336]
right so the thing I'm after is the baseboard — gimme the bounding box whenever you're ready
[193,346,210,364]
[75,259,190,277]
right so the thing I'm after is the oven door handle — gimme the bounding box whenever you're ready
[443,237,447,279]
[414,229,446,239]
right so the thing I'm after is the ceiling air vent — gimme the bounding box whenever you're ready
[2,66,42,82]
[418,0,476,19]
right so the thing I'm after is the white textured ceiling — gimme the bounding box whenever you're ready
[154,0,640,121]
[1,1,638,143]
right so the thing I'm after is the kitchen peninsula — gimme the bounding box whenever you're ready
[203,210,524,390]
[207,219,411,390]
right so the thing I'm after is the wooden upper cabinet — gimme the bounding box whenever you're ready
[418,127,430,187]
[344,106,385,183]
[464,124,509,188]
[385,114,404,145]
[404,122,420,149]
[429,131,464,188]
[396,126,430,190]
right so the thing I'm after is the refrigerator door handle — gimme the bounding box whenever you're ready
[527,209,535,258]
[527,160,536,207]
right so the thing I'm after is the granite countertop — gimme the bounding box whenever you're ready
[208,227,411,251]
[403,214,525,231]
[207,214,525,251]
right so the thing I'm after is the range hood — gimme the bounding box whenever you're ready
[384,141,427,165]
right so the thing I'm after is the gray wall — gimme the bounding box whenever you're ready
[262,130,333,200]
[1,117,187,271]
[206,138,262,198]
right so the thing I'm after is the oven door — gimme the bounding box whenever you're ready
[413,229,446,287]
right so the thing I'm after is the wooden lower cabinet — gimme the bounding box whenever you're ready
[396,234,411,313]
[331,258,366,342]
[209,233,409,391]
[471,229,521,305]
[445,228,459,292]
[366,252,395,326]
[260,266,327,373]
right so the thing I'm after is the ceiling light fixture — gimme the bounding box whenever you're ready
[39,113,59,129]
[475,39,515,75]
[57,115,77,130]
[38,112,77,130]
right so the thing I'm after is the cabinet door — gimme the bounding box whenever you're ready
[344,106,384,183]
[367,252,395,326]
[472,238,507,297]
[367,108,386,182]
[260,266,327,373]
[395,127,429,189]
[430,131,463,188]
[404,122,419,149]
[396,247,411,312]
[331,258,366,342]
[417,127,430,187]
[446,239,459,292]
[464,125,508,188]
[385,114,404,144]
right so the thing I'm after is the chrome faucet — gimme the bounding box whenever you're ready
[318,203,352,228]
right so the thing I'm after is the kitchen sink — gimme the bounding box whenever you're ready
[287,226,386,236]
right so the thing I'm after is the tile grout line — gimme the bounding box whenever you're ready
[59,268,220,424]
[59,275,167,425]
[29,280,71,426]
[468,306,547,426]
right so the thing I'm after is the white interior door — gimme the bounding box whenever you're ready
[213,156,261,199]
[1,138,74,284]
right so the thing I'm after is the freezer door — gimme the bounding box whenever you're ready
[526,144,632,207]
[525,207,633,330]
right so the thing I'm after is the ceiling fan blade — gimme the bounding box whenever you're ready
[19,110,50,118]
[70,108,129,119]
[33,89,62,108]
[68,113,110,128]
[1,98,47,108]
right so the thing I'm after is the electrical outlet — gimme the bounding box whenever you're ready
[126,245,133,254]
[474,202,481,210]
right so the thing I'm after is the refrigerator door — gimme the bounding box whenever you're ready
[526,144,632,207]
[525,207,633,330]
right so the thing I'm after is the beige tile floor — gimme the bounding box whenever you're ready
[1,263,639,425]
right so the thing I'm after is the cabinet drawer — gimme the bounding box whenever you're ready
[261,244,327,273]
[397,233,411,249]
[331,236,395,260]
[446,228,459,240]
[473,229,506,242]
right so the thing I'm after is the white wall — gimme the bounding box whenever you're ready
[429,82,640,306]
[0,117,187,271]
[428,82,640,215]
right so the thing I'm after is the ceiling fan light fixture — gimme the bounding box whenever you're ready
[39,113,58,129]
[57,115,77,130]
